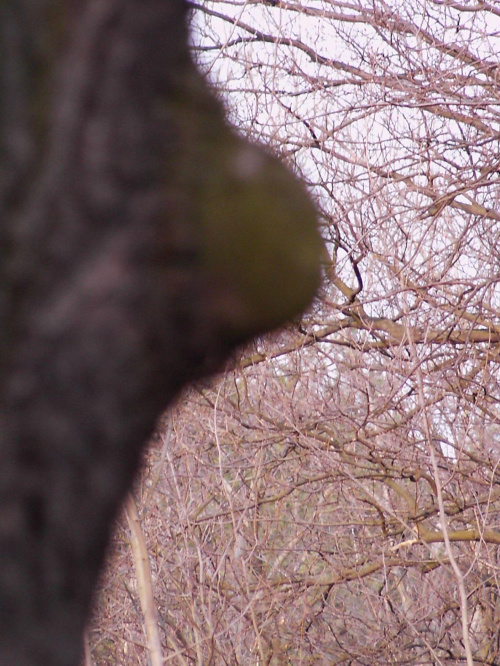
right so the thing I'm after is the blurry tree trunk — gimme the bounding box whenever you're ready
[0,1,321,664]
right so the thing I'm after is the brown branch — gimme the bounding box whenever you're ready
[125,494,164,666]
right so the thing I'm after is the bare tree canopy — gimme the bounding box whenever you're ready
[0,2,321,664]
[89,2,500,664]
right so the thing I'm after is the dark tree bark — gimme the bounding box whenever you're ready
[0,1,320,664]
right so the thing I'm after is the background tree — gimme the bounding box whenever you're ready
[89,1,500,665]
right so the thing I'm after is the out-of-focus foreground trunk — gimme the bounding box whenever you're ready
[0,1,321,664]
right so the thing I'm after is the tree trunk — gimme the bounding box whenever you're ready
[0,1,320,664]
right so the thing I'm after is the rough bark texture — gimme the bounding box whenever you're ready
[0,2,320,664]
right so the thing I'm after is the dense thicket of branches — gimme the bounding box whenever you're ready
[90,2,500,665]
